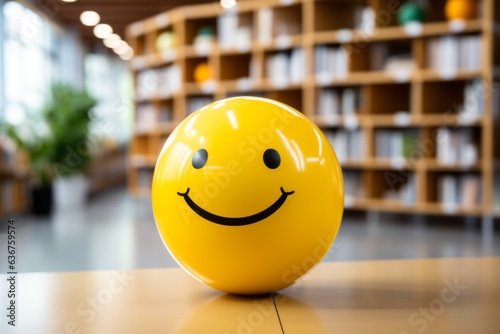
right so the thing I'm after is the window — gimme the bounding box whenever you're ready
[2,0,60,125]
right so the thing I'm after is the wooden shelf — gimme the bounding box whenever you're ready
[312,19,484,45]
[126,0,498,217]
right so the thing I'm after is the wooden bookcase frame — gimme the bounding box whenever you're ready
[126,0,500,218]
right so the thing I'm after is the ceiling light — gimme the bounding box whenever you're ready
[119,47,134,61]
[80,11,100,26]
[220,0,236,9]
[93,24,113,39]
[62,0,77,2]
[113,41,129,55]
[103,34,121,48]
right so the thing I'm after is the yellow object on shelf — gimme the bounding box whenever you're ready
[445,0,477,20]
[152,97,344,295]
[156,31,177,53]
[193,62,213,84]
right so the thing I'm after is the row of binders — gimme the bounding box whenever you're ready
[266,48,305,88]
[136,65,181,100]
[427,35,481,76]
[136,104,173,132]
[439,174,481,209]
[436,128,478,166]
[375,130,419,160]
[317,88,361,120]
[315,46,348,83]
[325,130,364,162]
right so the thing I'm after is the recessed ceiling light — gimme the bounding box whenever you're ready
[103,34,121,48]
[80,11,100,26]
[62,0,77,2]
[93,24,113,39]
[113,41,130,55]
[119,47,134,61]
[220,0,236,9]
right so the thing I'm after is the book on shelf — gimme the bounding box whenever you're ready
[427,35,481,75]
[266,48,305,88]
[460,80,484,121]
[317,87,361,121]
[315,46,348,83]
[438,174,481,209]
[218,12,252,51]
[375,129,419,160]
[436,128,478,166]
[355,6,375,33]
[324,129,364,162]
[135,65,181,100]
[383,173,416,205]
[258,7,273,46]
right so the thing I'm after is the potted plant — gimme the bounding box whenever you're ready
[2,122,55,215]
[2,83,96,213]
[43,83,96,210]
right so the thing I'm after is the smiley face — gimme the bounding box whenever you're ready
[177,148,295,226]
[152,97,343,295]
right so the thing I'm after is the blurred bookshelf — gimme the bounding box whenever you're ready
[126,0,500,217]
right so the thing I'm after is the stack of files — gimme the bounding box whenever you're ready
[266,48,305,88]
[324,129,365,162]
[317,88,361,121]
[436,128,477,166]
[438,174,481,209]
[315,46,348,83]
[375,129,419,160]
[427,35,481,74]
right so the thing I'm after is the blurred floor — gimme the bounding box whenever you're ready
[1,187,499,273]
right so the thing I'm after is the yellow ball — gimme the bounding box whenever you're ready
[152,97,344,295]
[194,62,212,84]
[445,0,477,20]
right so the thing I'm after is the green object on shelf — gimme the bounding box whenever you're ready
[197,26,214,37]
[398,2,426,25]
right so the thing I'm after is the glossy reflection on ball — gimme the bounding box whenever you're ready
[152,97,343,295]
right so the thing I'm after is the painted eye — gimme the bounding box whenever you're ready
[192,149,208,169]
[263,149,280,169]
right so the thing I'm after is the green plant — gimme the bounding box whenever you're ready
[2,83,96,184]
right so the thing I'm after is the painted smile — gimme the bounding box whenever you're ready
[177,187,295,226]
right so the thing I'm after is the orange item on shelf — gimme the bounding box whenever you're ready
[445,0,477,20]
[193,62,212,84]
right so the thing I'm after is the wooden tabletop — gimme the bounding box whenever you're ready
[5,257,500,334]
